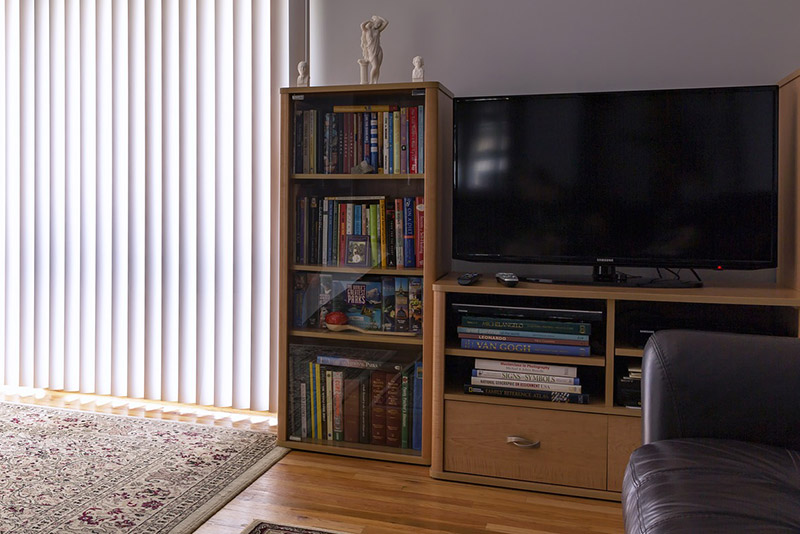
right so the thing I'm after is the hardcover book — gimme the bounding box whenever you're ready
[370,370,387,445]
[461,316,591,336]
[460,338,591,357]
[412,360,423,450]
[456,326,589,342]
[472,368,580,385]
[343,377,360,443]
[385,371,402,447]
[474,358,578,377]
[470,376,582,393]
[464,384,589,404]
[394,277,409,332]
[409,277,423,334]
[381,277,395,332]
[332,278,382,331]
[403,197,416,268]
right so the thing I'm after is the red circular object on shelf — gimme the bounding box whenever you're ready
[325,311,348,325]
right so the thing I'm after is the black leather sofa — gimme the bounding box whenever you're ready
[622,330,800,533]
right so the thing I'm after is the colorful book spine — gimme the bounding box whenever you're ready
[326,199,334,265]
[370,371,387,445]
[403,197,416,268]
[362,112,370,165]
[409,277,423,334]
[394,277,409,332]
[418,105,424,173]
[400,107,408,174]
[464,384,589,404]
[415,196,424,268]
[359,373,371,444]
[314,363,323,438]
[456,326,589,342]
[369,112,378,169]
[321,199,329,265]
[408,106,418,173]
[317,273,333,328]
[394,198,404,268]
[470,376,582,393]
[300,381,308,438]
[383,112,390,174]
[332,370,344,441]
[392,111,400,174]
[412,360,423,450]
[379,199,387,268]
[385,204,396,267]
[458,332,589,346]
[308,362,317,439]
[343,377,360,443]
[461,316,591,335]
[385,372,402,447]
[381,276,395,332]
[353,204,362,235]
[338,204,347,266]
[369,203,379,267]
[325,369,333,440]
[460,338,591,356]
[387,111,394,174]
[472,369,580,385]
[316,354,403,371]
[401,370,410,448]
[474,358,578,377]
[332,104,399,113]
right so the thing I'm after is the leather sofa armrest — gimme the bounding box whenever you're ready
[642,330,800,450]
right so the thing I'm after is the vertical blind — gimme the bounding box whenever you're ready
[2,0,271,411]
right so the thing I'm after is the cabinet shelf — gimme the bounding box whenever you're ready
[292,264,424,276]
[615,347,644,358]
[293,173,424,180]
[444,390,608,414]
[445,347,606,367]
[290,328,423,346]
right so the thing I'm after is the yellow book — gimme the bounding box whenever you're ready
[315,363,322,439]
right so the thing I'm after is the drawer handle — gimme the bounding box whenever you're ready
[507,435,540,449]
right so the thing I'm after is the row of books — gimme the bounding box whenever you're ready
[293,273,423,333]
[294,105,425,175]
[296,195,423,269]
[288,344,423,449]
[615,362,641,408]
[464,358,589,404]
[457,315,592,357]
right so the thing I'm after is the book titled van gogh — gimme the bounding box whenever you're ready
[332,278,383,331]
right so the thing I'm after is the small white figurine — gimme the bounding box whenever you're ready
[412,56,424,82]
[296,60,309,87]
[360,15,389,84]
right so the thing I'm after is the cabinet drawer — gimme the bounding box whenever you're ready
[443,400,608,490]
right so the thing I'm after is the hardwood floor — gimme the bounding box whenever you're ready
[199,451,624,534]
[0,388,624,534]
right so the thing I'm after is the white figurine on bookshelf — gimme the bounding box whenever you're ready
[296,60,309,87]
[412,56,424,82]
[359,15,388,84]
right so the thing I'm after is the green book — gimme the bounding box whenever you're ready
[461,316,591,336]
[369,204,379,267]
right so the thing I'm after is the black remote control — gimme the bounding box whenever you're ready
[495,272,519,287]
[457,272,481,286]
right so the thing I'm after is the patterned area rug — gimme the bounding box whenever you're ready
[0,401,287,534]
[242,522,343,534]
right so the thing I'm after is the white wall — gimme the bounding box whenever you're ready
[306,0,800,283]
[309,0,800,96]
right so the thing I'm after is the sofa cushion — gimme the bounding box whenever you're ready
[623,438,800,533]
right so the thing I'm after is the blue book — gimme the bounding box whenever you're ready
[387,111,394,174]
[354,204,362,235]
[381,276,395,332]
[369,112,378,169]
[412,360,423,450]
[403,197,416,268]
[460,338,591,357]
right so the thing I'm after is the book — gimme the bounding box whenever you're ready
[392,111,400,174]
[332,370,344,441]
[343,377,360,443]
[415,196,424,268]
[401,370,410,448]
[408,106,418,173]
[456,326,589,342]
[403,197,416,268]
[369,204,379,267]
[379,199,387,268]
[317,274,333,328]
[308,362,317,439]
[461,316,591,336]
[385,371,402,447]
[472,368,580,385]
[394,198,404,267]
[300,381,308,438]
[369,112,378,169]
[370,371,387,445]
[316,354,402,372]
[412,360,423,450]
[325,369,333,440]
[400,107,408,174]
[387,111,394,174]
[470,376,582,393]
[464,384,589,404]
[385,204,396,267]
[409,277,423,334]
[417,105,424,173]
[332,278,382,331]
[381,277,395,332]
[458,332,589,346]
[460,338,591,357]
[358,372,371,444]
[294,110,303,173]
[314,363,323,438]
[394,277,409,332]
[474,358,577,377]
[383,112,390,174]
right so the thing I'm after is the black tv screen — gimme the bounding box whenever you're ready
[453,86,778,271]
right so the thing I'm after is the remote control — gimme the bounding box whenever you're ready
[495,272,519,287]
[457,272,481,286]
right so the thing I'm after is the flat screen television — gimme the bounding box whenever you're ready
[452,86,779,286]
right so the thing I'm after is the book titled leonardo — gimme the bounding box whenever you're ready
[461,316,591,336]
[460,338,591,357]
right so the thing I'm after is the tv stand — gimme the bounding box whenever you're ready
[523,265,703,288]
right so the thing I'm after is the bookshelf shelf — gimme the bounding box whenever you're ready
[293,173,425,180]
[292,264,424,276]
[278,82,453,465]
[445,347,606,367]
[430,272,800,500]
[289,328,424,346]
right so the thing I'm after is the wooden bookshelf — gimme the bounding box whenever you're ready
[277,82,453,465]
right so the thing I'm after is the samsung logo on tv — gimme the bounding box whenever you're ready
[596,258,614,263]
